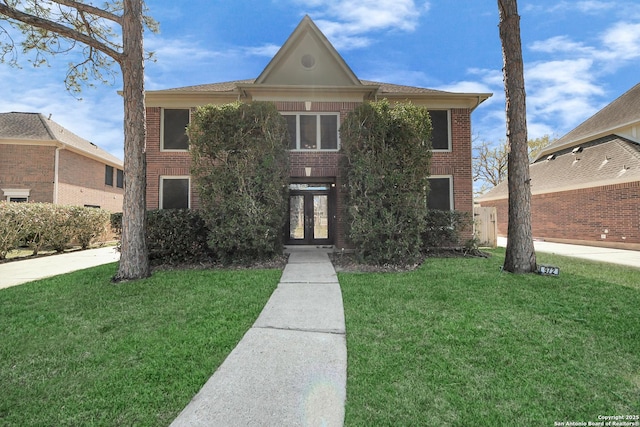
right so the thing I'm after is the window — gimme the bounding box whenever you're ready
[162,108,190,150]
[2,188,30,202]
[116,169,124,188]
[105,165,114,186]
[429,110,451,151]
[282,113,340,150]
[160,176,190,209]
[84,204,100,209]
[427,176,453,210]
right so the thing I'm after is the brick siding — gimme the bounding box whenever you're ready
[57,150,123,212]
[0,144,55,202]
[0,144,123,212]
[479,180,640,249]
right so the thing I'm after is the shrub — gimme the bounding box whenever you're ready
[72,207,110,249]
[146,209,211,264]
[0,202,29,259]
[188,102,290,264]
[0,203,111,257]
[110,210,212,265]
[21,203,50,255]
[340,100,432,265]
[46,204,76,252]
[422,209,474,249]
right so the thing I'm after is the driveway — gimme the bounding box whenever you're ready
[0,247,120,290]
[497,237,640,269]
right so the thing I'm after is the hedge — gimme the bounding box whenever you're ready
[0,202,110,259]
[111,209,212,265]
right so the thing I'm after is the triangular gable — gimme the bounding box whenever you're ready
[255,15,361,87]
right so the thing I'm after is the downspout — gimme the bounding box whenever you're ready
[53,144,65,204]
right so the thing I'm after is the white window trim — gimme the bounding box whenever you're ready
[431,110,452,153]
[428,175,454,210]
[159,176,191,209]
[160,108,191,152]
[2,188,30,202]
[282,112,340,152]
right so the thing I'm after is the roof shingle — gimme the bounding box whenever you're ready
[0,112,122,166]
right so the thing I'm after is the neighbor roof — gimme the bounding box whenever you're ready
[477,135,640,202]
[536,82,640,160]
[0,112,122,167]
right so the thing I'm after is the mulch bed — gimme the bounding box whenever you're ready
[330,248,491,273]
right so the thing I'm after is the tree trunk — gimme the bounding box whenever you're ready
[498,0,536,273]
[114,0,150,281]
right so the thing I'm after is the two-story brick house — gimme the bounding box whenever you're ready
[144,16,491,249]
[0,112,123,212]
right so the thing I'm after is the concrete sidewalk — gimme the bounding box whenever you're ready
[0,246,120,289]
[170,250,347,426]
[497,237,640,269]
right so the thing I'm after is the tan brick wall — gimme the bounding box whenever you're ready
[57,150,123,212]
[145,104,476,246]
[0,144,123,211]
[0,144,55,202]
[478,180,640,248]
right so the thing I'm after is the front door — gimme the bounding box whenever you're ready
[287,183,333,245]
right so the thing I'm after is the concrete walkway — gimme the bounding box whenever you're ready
[497,237,640,269]
[0,246,120,289]
[170,250,347,427]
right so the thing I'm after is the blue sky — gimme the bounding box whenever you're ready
[1,0,639,161]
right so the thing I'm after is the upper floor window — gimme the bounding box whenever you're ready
[162,108,190,151]
[283,113,339,151]
[429,110,451,151]
[116,169,124,189]
[105,165,114,186]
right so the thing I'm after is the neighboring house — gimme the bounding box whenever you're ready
[477,82,640,250]
[145,16,491,249]
[0,112,124,212]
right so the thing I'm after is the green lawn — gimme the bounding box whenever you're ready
[2,251,638,426]
[0,264,280,426]
[340,249,640,426]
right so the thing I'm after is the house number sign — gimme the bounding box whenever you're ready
[538,265,560,276]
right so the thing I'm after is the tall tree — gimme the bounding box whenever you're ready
[497,0,536,273]
[0,0,156,281]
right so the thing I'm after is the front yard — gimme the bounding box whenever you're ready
[340,249,640,425]
[0,249,638,425]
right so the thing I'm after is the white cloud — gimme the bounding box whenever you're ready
[598,22,640,61]
[293,0,429,49]
[529,36,595,56]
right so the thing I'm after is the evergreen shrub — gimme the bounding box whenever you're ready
[422,209,473,249]
[340,100,432,265]
[188,102,290,264]
[146,209,211,264]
